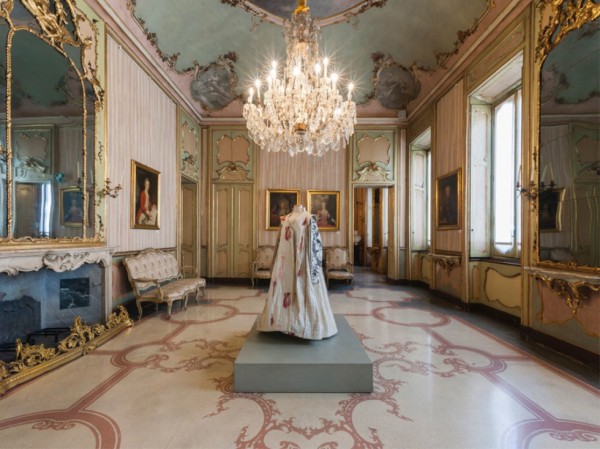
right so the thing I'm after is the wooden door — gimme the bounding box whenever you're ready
[180,177,198,275]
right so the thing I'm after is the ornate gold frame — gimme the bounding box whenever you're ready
[435,168,462,231]
[0,306,133,396]
[265,189,300,230]
[307,190,341,232]
[532,0,600,273]
[0,0,106,246]
[130,160,161,230]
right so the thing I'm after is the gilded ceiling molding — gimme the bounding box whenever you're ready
[219,0,388,27]
[535,0,600,62]
[0,307,133,396]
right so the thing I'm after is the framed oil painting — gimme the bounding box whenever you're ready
[436,169,462,230]
[131,160,160,230]
[308,190,340,231]
[539,188,565,232]
[60,187,89,227]
[266,189,300,230]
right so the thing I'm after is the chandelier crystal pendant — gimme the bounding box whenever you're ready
[242,0,357,157]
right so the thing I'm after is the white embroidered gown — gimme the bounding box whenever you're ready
[257,205,338,340]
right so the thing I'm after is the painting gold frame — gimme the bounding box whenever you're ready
[307,190,341,232]
[539,188,565,233]
[266,189,300,230]
[436,168,462,230]
[60,187,90,227]
[131,160,161,230]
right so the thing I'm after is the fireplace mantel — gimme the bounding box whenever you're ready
[0,246,114,275]
[0,246,115,319]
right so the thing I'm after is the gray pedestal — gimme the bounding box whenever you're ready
[234,315,373,393]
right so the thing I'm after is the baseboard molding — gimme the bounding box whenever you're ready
[207,277,252,286]
[431,289,467,311]
[520,326,600,369]
[469,303,521,326]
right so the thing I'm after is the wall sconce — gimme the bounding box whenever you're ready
[97,178,122,199]
[516,179,555,201]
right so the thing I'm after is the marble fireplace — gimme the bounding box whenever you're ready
[0,247,114,348]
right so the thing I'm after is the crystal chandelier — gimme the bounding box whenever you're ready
[242,0,357,157]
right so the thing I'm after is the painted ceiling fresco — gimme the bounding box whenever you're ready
[131,0,490,114]
[247,0,366,20]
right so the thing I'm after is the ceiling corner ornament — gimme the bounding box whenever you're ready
[365,52,420,110]
[243,0,356,157]
[535,0,600,62]
[190,52,239,111]
[431,1,496,71]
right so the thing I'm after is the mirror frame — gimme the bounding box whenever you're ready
[0,0,106,246]
[532,0,600,274]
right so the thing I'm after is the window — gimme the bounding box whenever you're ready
[469,53,522,260]
[492,91,521,257]
[410,129,432,252]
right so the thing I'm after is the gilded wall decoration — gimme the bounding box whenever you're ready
[0,0,106,245]
[179,110,200,181]
[354,132,394,183]
[535,0,600,62]
[366,52,420,110]
[190,52,239,111]
[0,306,133,396]
[483,267,521,310]
[212,129,254,182]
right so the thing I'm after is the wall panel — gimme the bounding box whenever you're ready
[106,36,177,251]
[434,80,465,253]
[257,149,347,248]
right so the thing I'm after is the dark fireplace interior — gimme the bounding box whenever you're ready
[0,264,103,362]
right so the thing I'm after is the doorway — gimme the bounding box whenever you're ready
[180,176,199,276]
[353,186,391,275]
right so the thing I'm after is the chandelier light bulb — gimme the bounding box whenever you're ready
[242,0,356,157]
[347,82,354,101]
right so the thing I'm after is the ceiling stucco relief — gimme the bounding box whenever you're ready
[130,0,494,117]
[190,52,239,111]
[366,52,420,110]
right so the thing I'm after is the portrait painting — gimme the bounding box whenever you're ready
[266,189,300,230]
[539,188,564,232]
[60,187,88,227]
[131,160,160,230]
[307,190,340,231]
[436,169,461,230]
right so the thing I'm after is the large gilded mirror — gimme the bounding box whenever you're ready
[536,1,600,272]
[0,0,104,244]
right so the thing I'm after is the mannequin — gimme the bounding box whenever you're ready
[257,204,337,340]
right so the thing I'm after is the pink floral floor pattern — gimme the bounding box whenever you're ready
[0,285,598,449]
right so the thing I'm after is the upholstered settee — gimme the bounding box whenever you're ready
[251,246,276,287]
[123,249,206,320]
[325,247,354,287]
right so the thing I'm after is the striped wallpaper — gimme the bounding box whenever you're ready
[106,36,177,251]
[257,148,348,247]
[434,80,465,254]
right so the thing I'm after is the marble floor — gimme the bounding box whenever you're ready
[0,274,598,449]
